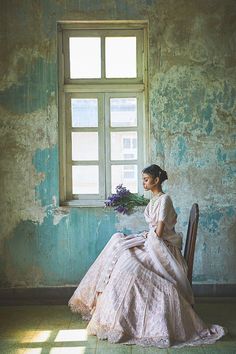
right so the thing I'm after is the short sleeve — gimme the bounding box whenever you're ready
[145,194,177,230]
[158,195,174,223]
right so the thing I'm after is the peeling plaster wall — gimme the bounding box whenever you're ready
[0,0,235,288]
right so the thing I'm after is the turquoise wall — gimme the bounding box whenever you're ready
[0,0,235,287]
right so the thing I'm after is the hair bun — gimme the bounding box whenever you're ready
[160,170,168,183]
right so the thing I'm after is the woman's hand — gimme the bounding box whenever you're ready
[142,231,148,239]
[154,221,165,238]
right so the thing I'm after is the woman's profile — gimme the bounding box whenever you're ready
[69,164,226,348]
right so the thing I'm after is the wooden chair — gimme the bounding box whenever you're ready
[184,203,199,286]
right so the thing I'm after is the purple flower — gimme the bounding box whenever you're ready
[107,193,119,205]
[104,200,112,207]
[115,184,130,197]
[104,184,149,215]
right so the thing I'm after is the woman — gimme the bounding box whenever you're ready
[69,164,226,348]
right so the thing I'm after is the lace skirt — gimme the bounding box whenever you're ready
[68,232,226,348]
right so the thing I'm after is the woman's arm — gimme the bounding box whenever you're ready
[154,221,165,238]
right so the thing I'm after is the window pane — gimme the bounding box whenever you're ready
[111,165,137,193]
[72,132,98,160]
[110,98,137,127]
[69,37,101,78]
[71,99,98,127]
[105,37,136,78]
[72,166,99,194]
[111,132,137,160]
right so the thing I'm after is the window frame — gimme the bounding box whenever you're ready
[58,21,149,207]
[104,92,145,196]
[65,92,105,201]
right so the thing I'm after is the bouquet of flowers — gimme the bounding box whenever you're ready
[104,184,149,215]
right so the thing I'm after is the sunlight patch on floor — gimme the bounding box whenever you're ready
[22,330,52,343]
[55,329,88,342]
[50,347,86,354]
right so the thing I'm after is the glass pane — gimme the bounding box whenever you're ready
[69,37,101,78]
[111,165,137,193]
[111,132,137,160]
[72,132,98,161]
[110,98,137,127]
[105,37,136,78]
[72,166,99,194]
[71,99,98,127]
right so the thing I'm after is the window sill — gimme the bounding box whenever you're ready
[60,200,106,208]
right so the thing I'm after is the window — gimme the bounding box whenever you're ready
[58,21,148,206]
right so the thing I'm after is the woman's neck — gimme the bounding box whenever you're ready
[151,186,163,196]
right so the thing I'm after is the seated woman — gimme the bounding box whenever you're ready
[68,164,226,348]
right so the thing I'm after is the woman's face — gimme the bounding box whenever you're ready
[142,173,157,191]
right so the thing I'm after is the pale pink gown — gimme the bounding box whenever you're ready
[69,194,226,348]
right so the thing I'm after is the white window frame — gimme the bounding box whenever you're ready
[58,21,149,207]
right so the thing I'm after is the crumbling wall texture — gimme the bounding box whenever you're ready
[0,0,235,287]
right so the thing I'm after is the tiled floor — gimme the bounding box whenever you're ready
[0,301,235,354]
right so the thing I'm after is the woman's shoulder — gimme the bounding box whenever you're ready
[160,194,175,209]
[149,193,173,210]
[161,193,173,202]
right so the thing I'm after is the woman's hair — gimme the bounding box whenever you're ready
[142,164,168,184]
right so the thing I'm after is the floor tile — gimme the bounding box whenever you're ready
[167,346,205,353]
[0,302,235,354]
[49,348,96,354]
[0,341,20,354]
[69,315,89,329]
[202,341,236,354]
[52,329,97,349]
[97,342,132,354]
[132,345,168,353]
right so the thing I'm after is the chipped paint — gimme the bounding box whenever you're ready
[52,206,70,226]
[32,146,59,207]
[0,57,56,114]
[0,103,58,254]
[0,0,235,288]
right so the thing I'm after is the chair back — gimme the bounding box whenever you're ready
[184,203,199,286]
